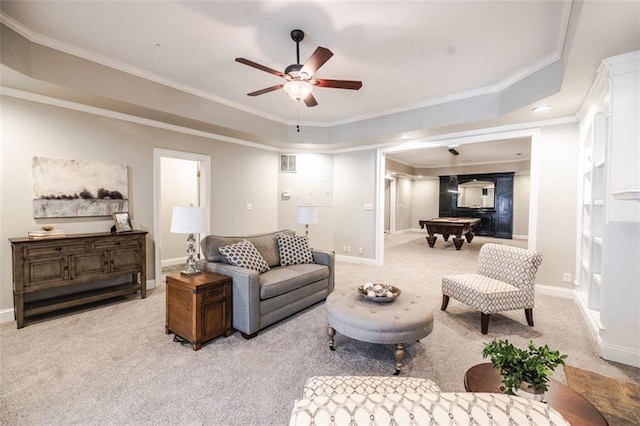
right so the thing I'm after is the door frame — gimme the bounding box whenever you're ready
[153,148,211,287]
[375,128,540,266]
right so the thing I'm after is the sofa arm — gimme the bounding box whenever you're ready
[312,249,335,293]
[196,260,261,335]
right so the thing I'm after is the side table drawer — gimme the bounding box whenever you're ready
[203,285,226,302]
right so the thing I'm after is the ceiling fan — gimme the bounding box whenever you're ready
[235,29,362,107]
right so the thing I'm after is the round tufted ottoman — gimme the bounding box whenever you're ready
[326,287,434,375]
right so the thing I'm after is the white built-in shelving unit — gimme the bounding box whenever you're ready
[576,50,639,368]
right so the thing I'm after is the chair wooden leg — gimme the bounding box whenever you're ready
[441,295,450,311]
[481,313,490,334]
[525,308,534,326]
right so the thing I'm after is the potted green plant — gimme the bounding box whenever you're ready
[482,339,567,401]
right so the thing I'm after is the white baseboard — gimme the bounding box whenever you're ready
[535,284,573,299]
[574,291,640,368]
[161,257,186,268]
[0,307,14,324]
[598,342,640,368]
[512,234,528,240]
[336,254,377,266]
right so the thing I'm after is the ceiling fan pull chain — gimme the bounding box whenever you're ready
[296,104,301,132]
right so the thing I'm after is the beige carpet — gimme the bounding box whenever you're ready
[1,232,638,424]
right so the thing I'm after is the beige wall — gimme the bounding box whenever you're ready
[396,177,413,230]
[277,153,334,251]
[0,93,581,318]
[411,178,440,226]
[532,124,579,288]
[0,95,279,312]
[333,150,376,259]
[513,173,531,237]
[160,157,199,263]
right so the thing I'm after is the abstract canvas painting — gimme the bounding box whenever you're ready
[32,157,129,218]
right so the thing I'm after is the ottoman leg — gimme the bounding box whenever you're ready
[327,325,336,351]
[394,343,405,375]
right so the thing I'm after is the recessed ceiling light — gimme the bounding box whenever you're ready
[533,105,551,113]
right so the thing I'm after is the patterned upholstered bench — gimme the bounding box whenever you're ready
[289,376,570,425]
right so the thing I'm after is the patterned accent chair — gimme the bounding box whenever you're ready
[441,243,543,334]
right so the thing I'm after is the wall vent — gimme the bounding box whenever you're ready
[280,155,297,173]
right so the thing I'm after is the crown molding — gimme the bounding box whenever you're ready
[0,13,288,126]
[0,86,279,153]
[2,12,565,132]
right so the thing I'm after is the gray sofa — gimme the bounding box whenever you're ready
[197,229,334,338]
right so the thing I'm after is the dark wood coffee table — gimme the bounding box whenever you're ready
[464,363,608,426]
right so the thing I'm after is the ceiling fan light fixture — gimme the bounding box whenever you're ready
[284,80,313,101]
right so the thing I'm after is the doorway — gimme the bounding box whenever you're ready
[376,129,539,266]
[153,149,211,287]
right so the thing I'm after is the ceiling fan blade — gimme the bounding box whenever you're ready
[300,47,333,76]
[247,84,284,96]
[303,93,318,107]
[315,79,363,90]
[236,58,285,78]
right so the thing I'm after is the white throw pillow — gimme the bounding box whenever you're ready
[218,240,270,273]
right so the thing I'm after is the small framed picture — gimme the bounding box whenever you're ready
[113,212,133,232]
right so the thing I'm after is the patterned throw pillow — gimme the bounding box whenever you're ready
[277,234,314,266]
[218,240,270,273]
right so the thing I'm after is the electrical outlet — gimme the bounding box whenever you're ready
[562,273,571,283]
[358,247,363,255]
[246,203,252,210]
[346,246,351,253]
[343,245,347,252]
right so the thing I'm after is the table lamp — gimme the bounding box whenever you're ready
[296,205,318,237]
[170,205,209,276]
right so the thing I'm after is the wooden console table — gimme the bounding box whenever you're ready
[464,363,608,425]
[10,230,147,328]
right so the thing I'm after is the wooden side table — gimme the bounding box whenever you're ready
[165,271,233,350]
[464,363,608,426]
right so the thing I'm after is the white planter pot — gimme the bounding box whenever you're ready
[514,382,545,402]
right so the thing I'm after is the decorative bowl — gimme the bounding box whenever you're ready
[357,282,401,303]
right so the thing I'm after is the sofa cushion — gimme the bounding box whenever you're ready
[277,234,314,266]
[259,263,329,299]
[201,229,294,267]
[218,240,270,273]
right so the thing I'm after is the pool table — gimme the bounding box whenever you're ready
[418,217,481,250]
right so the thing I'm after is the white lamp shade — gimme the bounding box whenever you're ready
[296,206,318,225]
[170,206,209,234]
